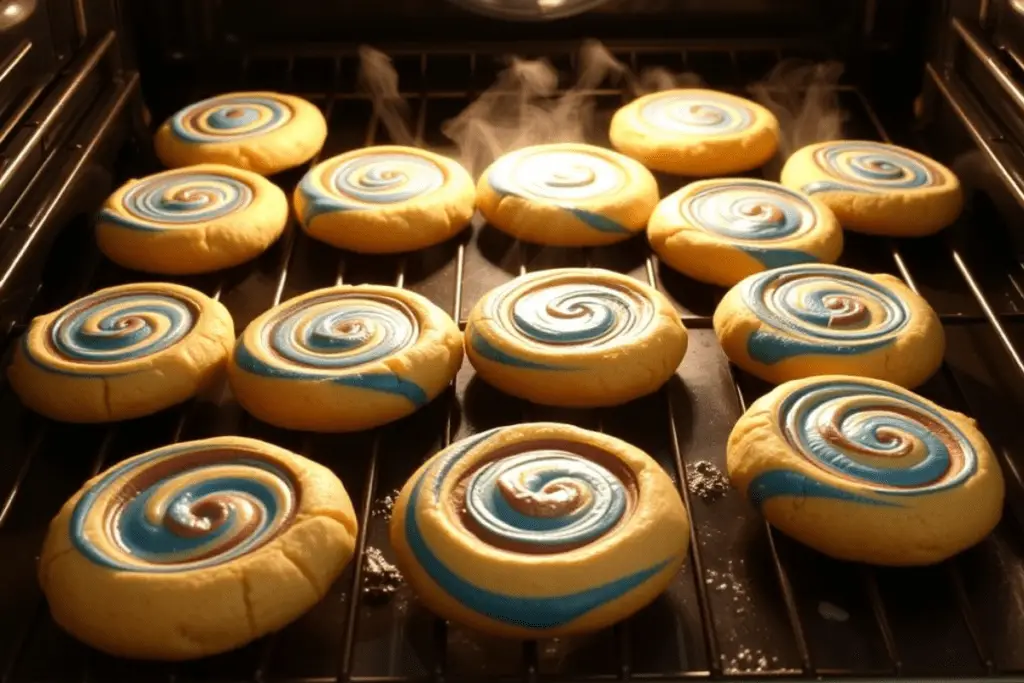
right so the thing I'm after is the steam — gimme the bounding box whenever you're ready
[358,46,414,145]
[749,60,846,159]
[355,42,848,175]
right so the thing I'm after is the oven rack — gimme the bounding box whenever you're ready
[0,44,1023,683]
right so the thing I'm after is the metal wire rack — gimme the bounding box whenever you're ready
[1,44,1024,683]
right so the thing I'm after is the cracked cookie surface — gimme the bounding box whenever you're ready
[465,268,687,406]
[38,436,358,660]
[96,164,288,275]
[8,282,234,422]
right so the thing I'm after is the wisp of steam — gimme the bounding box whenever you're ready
[356,43,848,175]
[749,60,847,160]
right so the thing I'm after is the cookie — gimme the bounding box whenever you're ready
[96,164,289,274]
[465,268,687,406]
[780,141,963,236]
[609,89,780,176]
[9,283,234,423]
[727,376,1004,565]
[476,143,658,246]
[714,264,943,389]
[154,92,327,176]
[38,436,358,659]
[229,285,462,432]
[648,179,843,287]
[295,146,475,253]
[390,422,689,637]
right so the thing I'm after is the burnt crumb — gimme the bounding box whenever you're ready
[371,489,401,522]
[818,601,850,622]
[362,546,403,603]
[685,461,730,502]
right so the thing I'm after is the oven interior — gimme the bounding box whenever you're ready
[1,1,1024,681]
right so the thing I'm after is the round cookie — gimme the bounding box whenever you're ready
[229,285,462,432]
[96,164,288,274]
[390,422,690,637]
[780,140,963,236]
[609,89,780,176]
[713,264,944,389]
[9,283,234,423]
[39,436,358,659]
[476,143,659,246]
[295,146,475,253]
[465,268,687,406]
[727,375,1004,565]
[648,178,843,287]
[154,92,327,176]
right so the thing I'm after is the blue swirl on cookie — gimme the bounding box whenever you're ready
[99,171,254,231]
[70,441,298,572]
[25,290,198,371]
[171,94,293,143]
[801,142,939,195]
[297,151,446,224]
[233,291,428,405]
[680,180,822,269]
[739,264,908,364]
[403,428,670,629]
[639,91,754,135]
[469,274,654,370]
[747,379,977,508]
[486,147,631,234]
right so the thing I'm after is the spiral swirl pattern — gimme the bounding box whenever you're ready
[489,148,626,202]
[171,94,293,143]
[100,171,254,232]
[740,265,908,364]
[748,379,977,507]
[70,442,299,572]
[464,448,629,550]
[36,290,198,366]
[681,181,816,242]
[298,151,447,222]
[802,142,940,195]
[639,92,754,135]
[400,427,679,630]
[234,291,428,405]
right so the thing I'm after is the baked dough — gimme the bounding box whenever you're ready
[476,143,659,246]
[228,285,462,432]
[728,375,1004,565]
[390,422,689,637]
[154,92,327,176]
[609,89,780,176]
[648,178,842,287]
[780,140,962,236]
[96,164,288,274]
[713,264,944,389]
[295,146,475,253]
[39,436,358,659]
[465,268,687,406]
[9,283,234,422]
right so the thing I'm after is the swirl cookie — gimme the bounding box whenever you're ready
[96,164,288,274]
[229,285,462,432]
[780,141,963,236]
[39,436,358,659]
[295,146,475,253]
[610,89,780,176]
[476,143,659,246]
[648,179,842,287]
[155,92,327,176]
[466,268,687,406]
[728,376,1004,565]
[714,264,943,389]
[9,283,233,423]
[390,422,689,637]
